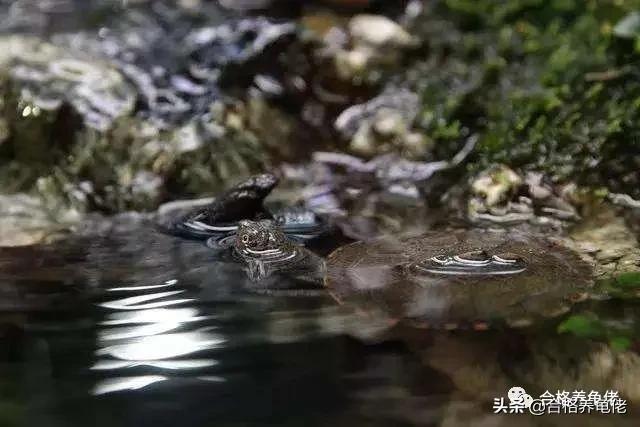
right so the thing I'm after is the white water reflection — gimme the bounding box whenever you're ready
[92,276,225,395]
[98,322,184,341]
[100,307,210,325]
[93,375,168,395]
[96,331,224,361]
[92,359,218,370]
[98,290,194,310]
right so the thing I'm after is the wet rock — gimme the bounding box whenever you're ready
[0,193,78,247]
[61,9,299,126]
[0,2,310,213]
[163,173,329,246]
[188,18,297,88]
[470,164,522,207]
[609,193,640,210]
[335,89,418,136]
[335,88,429,158]
[0,36,135,133]
[349,14,415,48]
[0,23,279,210]
[21,110,269,214]
[569,204,640,277]
[467,166,579,227]
[276,138,476,239]
[333,14,417,83]
[198,93,319,162]
[191,173,279,225]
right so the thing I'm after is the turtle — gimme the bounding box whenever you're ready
[233,219,595,329]
[161,174,328,247]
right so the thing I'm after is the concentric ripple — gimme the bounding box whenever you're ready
[413,250,527,276]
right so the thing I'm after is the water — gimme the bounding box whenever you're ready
[1,216,639,426]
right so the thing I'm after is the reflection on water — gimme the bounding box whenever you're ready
[94,276,224,394]
[1,216,640,426]
[81,222,229,396]
[93,375,168,396]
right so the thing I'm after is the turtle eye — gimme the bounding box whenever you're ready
[241,235,250,244]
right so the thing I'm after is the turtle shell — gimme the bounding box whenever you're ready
[324,229,594,328]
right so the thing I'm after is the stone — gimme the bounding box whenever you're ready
[470,164,522,207]
[348,14,416,49]
[0,193,78,247]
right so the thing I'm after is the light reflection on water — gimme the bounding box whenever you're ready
[89,236,229,395]
[93,375,168,396]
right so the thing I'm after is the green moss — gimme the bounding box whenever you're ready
[406,0,640,196]
[611,271,640,289]
[557,313,607,338]
[609,335,632,351]
[558,313,634,351]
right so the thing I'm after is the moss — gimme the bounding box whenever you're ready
[558,312,634,351]
[596,272,640,299]
[557,313,607,338]
[35,115,270,214]
[404,0,640,196]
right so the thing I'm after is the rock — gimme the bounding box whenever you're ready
[130,171,164,209]
[467,166,579,227]
[197,173,279,224]
[334,48,373,81]
[348,14,416,48]
[336,89,419,137]
[470,165,522,207]
[0,36,135,133]
[333,14,417,82]
[188,18,297,88]
[0,17,279,211]
[570,204,640,277]
[335,88,428,158]
[218,0,274,11]
[0,193,78,247]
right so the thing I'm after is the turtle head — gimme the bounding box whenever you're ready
[235,220,325,285]
[235,219,287,253]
